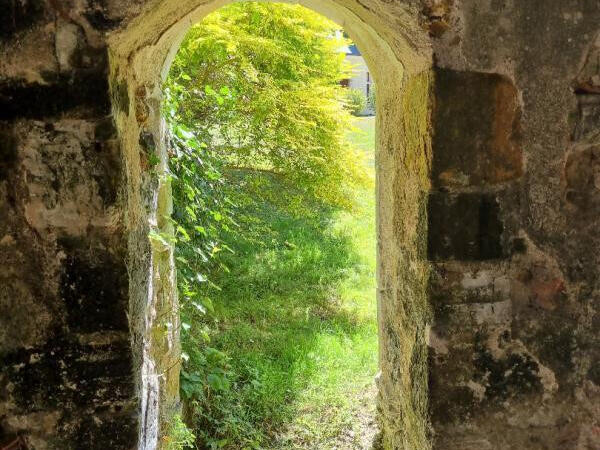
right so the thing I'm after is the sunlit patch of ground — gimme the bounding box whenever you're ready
[209,116,378,449]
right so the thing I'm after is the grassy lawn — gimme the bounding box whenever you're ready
[204,117,377,449]
[349,116,376,153]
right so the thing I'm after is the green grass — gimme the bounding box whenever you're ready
[349,116,376,153]
[193,117,377,449]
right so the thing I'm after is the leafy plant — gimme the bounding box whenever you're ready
[165,1,369,211]
[344,88,368,116]
[368,84,376,112]
[164,414,196,450]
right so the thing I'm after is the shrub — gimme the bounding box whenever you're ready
[164,414,196,450]
[344,88,367,116]
[368,84,376,112]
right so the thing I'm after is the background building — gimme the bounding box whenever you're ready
[339,38,375,116]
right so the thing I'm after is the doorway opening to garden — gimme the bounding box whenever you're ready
[108,0,432,448]
[166,4,378,447]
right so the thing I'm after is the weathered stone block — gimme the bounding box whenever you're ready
[572,94,600,142]
[512,267,567,312]
[0,72,110,120]
[2,336,132,409]
[65,412,138,450]
[429,322,555,429]
[472,336,544,402]
[59,243,128,333]
[563,143,600,212]
[0,0,45,41]
[428,192,505,261]
[56,22,84,73]
[1,334,137,449]
[431,265,510,305]
[14,119,121,235]
[432,69,523,188]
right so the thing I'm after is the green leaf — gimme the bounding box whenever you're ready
[191,301,206,314]
[177,225,191,241]
[148,153,161,167]
[207,373,230,391]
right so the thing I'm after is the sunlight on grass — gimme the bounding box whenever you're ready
[207,117,377,448]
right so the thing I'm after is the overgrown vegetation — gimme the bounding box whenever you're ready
[368,85,376,113]
[164,3,376,448]
[344,88,367,116]
[166,2,368,210]
[164,415,197,450]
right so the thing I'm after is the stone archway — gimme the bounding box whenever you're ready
[108,1,433,448]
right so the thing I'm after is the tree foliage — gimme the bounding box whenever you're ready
[166,2,368,209]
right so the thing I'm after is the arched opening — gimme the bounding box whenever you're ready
[166,5,378,447]
[108,1,433,448]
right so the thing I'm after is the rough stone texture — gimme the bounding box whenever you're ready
[0,2,137,448]
[428,1,600,449]
[428,192,505,260]
[0,115,136,448]
[432,69,523,188]
[0,0,599,449]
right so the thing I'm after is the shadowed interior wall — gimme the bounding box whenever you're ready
[0,1,598,449]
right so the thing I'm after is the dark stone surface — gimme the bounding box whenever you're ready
[59,243,129,333]
[428,192,505,261]
[430,328,545,425]
[0,71,111,120]
[1,333,137,449]
[432,68,523,188]
[83,0,124,31]
[94,116,118,141]
[429,379,476,425]
[0,122,16,181]
[2,335,133,409]
[534,324,577,384]
[473,335,543,402]
[139,130,156,153]
[0,0,45,41]
[573,94,600,142]
[64,412,138,450]
[85,10,122,31]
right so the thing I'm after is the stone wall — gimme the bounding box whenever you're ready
[0,1,598,449]
[426,1,600,448]
[0,1,137,448]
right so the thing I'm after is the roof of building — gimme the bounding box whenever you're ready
[346,44,362,56]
